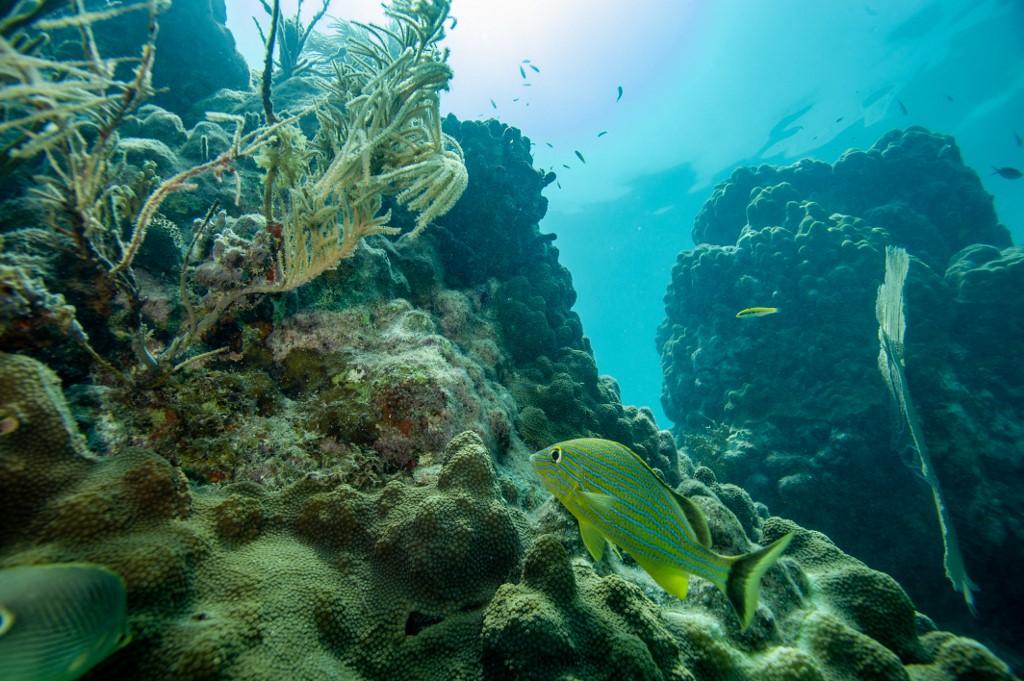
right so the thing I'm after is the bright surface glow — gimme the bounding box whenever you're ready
[226,1,1024,424]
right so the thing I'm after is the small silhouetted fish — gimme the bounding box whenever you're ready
[512,97,519,102]
[562,164,571,169]
[574,150,586,164]
[1014,132,1022,147]
[523,83,532,87]
[0,564,131,681]
[519,65,526,78]
[557,181,562,189]
[616,85,623,102]
[597,131,608,137]
[490,98,496,109]
[522,59,531,63]
[529,64,540,73]
[897,99,908,115]
[992,166,1023,179]
[945,94,954,102]
[835,116,844,123]
[545,142,553,148]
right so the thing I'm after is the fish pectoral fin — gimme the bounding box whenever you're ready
[578,490,622,516]
[633,556,690,599]
[578,520,606,562]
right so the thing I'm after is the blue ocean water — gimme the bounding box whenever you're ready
[228,0,1024,425]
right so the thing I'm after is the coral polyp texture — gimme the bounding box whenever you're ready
[658,127,1023,666]
[0,353,1014,679]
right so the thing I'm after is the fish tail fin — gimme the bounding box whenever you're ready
[723,532,793,629]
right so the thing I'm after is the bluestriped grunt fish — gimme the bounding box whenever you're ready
[531,438,792,629]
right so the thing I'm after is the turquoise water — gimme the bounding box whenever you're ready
[227,0,1024,424]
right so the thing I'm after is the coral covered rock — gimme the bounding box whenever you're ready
[659,128,1023,664]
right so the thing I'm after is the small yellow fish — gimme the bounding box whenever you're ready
[736,306,779,318]
[0,563,130,681]
[531,438,792,629]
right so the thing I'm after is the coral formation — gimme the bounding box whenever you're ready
[659,127,1023,663]
[1,355,1014,679]
[0,6,1015,675]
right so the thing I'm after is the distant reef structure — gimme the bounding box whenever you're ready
[658,127,1023,665]
[0,0,1017,676]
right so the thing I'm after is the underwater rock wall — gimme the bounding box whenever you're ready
[64,0,251,117]
[658,127,1023,662]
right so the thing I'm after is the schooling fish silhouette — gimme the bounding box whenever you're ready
[992,166,1022,180]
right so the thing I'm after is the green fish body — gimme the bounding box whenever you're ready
[736,306,779,318]
[0,563,130,681]
[531,438,792,629]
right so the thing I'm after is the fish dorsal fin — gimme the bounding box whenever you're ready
[604,440,711,549]
[578,519,606,562]
[669,489,713,549]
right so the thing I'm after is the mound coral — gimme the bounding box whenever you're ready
[2,352,1014,679]
[659,127,1023,663]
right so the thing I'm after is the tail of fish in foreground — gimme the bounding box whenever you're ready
[722,533,794,629]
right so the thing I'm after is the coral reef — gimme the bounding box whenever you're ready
[1,358,1013,679]
[85,0,250,118]
[658,127,1023,663]
[0,8,1015,673]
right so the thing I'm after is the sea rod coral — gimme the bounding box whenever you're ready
[0,0,466,382]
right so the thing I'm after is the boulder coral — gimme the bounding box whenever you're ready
[1,352,1013,679]
[659,127,1023,664]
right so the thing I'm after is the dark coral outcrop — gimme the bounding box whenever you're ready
[658,127,1023,665]
[82,0,250,118]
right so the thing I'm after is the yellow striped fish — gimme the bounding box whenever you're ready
[531,438,792,629]
[0,563,130,681]
[736,306,779,318]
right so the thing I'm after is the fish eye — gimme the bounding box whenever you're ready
[550,447,562,463]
